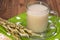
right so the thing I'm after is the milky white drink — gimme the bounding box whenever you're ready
[27,4,49,33]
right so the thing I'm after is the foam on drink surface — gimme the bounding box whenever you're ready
[27,4,49,33]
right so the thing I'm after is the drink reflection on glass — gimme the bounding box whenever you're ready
[27,1,49,33]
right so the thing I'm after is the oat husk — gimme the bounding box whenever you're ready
[0,18,41,40]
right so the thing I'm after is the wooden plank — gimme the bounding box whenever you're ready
[0,0,25,19]
[46,0,59,16]
[0,0,60,19]
[17,0,26,14]
[56,0,60,16]
[0,0,11,19]
[46,0,55,10]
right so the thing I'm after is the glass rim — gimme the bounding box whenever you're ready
[26,1,50,11]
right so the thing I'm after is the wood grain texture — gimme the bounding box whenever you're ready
[47,0,60,16]
[0,0,26,19]
[56,0,60,16]
[0,0,60,19]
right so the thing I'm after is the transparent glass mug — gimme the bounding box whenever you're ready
[26,1,58,39]
[27,1,49,33]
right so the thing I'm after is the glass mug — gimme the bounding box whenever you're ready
[26,1,58,40]
[26,1,49,33]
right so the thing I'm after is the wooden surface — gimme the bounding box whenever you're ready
[0,0,26,19]
[46,0,60,16]
[0,0,60,19]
